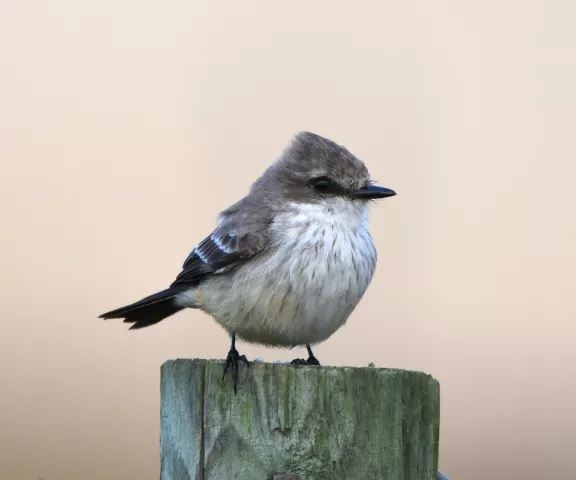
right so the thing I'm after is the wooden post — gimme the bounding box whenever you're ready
[160,359,440,480]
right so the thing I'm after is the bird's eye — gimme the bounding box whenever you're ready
[310,177,333,193]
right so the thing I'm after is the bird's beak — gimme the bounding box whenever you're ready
[349,185,397,200]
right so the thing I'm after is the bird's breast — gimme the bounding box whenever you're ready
[201,202,378,346]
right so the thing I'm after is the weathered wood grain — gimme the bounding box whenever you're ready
[160,359,440,480]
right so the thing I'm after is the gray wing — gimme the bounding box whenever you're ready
[170,225,269,288]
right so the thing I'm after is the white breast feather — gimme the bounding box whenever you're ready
[199,199,378,346]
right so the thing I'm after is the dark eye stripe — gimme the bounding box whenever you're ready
[310,176,347,195]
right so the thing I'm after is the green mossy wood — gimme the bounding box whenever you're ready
[160,359,440,480]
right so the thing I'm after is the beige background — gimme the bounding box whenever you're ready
[1,1,575,479]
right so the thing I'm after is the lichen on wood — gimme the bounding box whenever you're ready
[160,359,440,480]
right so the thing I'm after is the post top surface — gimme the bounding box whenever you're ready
[161,357,438,382]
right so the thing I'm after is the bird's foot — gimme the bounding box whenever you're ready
[222,335,249,394]
[290,356,320,366]
[290,345,321,366]
[305,354,320,365]
[290,358,307,366]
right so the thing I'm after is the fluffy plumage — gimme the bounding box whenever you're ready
[99,131,394,346]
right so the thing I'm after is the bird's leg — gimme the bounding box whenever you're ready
[222,333,249,394]
[305,344,320,365]
[290,344,321,366]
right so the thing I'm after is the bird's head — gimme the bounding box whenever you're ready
[252,131,396,213]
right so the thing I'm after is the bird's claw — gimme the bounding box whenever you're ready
[291,344,321,366]
[290,358,307,366]
[290,355,320,366]
[306,354,320,365]
[222,346,249,394]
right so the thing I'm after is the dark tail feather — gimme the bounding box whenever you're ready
[98,287,186,330]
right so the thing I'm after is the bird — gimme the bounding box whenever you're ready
[98,131,396,393]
